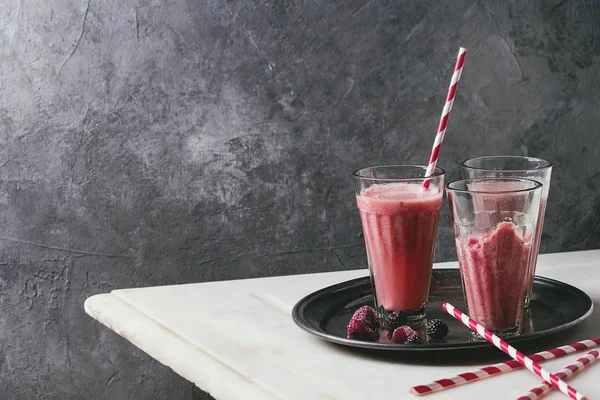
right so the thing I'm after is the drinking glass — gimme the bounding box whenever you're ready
[461,156,552,309]
[446,177,543,338]
[353,165,444,321]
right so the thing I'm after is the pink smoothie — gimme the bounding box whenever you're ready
[356,183,442,312]
[456,221,531,331]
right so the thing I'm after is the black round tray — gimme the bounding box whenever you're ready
[292,269,594,352]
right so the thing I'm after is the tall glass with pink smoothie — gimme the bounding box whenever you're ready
[447,178,543,338]
[354,165,444,320]
[461,156,552,309]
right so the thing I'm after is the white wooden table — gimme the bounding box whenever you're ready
[85,250,599,399]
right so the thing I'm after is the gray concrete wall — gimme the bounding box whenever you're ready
[1,0,598,398]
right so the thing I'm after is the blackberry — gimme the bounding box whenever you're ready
[405,334,422,345]
[386,311,407,331]
[427,319,449,339]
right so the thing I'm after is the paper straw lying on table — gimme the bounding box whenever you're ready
[517,350,599,400]
[443,303,588,400]
[410,338,600,396]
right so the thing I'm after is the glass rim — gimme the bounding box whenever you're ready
[446,177,543,194]
[461,155,553,173]
[352,165,445,182]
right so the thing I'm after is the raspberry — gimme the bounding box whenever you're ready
[386,311,407,331]
[351,305,379,330]
[391,326,417,344]
[405,334,422,345]
[427,319,449,339]
[347,318,380,341]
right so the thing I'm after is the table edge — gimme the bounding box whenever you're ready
[84,294,281,400]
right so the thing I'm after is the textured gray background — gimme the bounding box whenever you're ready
[0,0,599,399]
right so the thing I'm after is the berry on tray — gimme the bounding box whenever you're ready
[405,334,422,345]
[351,305,380,330]
[427,319,449,339]
[347,318,380,341]
[391,325,417,344]
[386,311,407,331]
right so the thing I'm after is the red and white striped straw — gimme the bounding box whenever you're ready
[410,338,600,396]
[423,47,468,189]
[443,303,588,400]
[517,350,599,400]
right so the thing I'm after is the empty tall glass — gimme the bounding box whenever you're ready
[447,178,543,338]
[461,156,552,308]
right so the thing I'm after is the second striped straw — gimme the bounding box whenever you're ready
[517,350,599,400]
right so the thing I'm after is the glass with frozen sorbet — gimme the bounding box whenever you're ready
[446,177,543,338]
